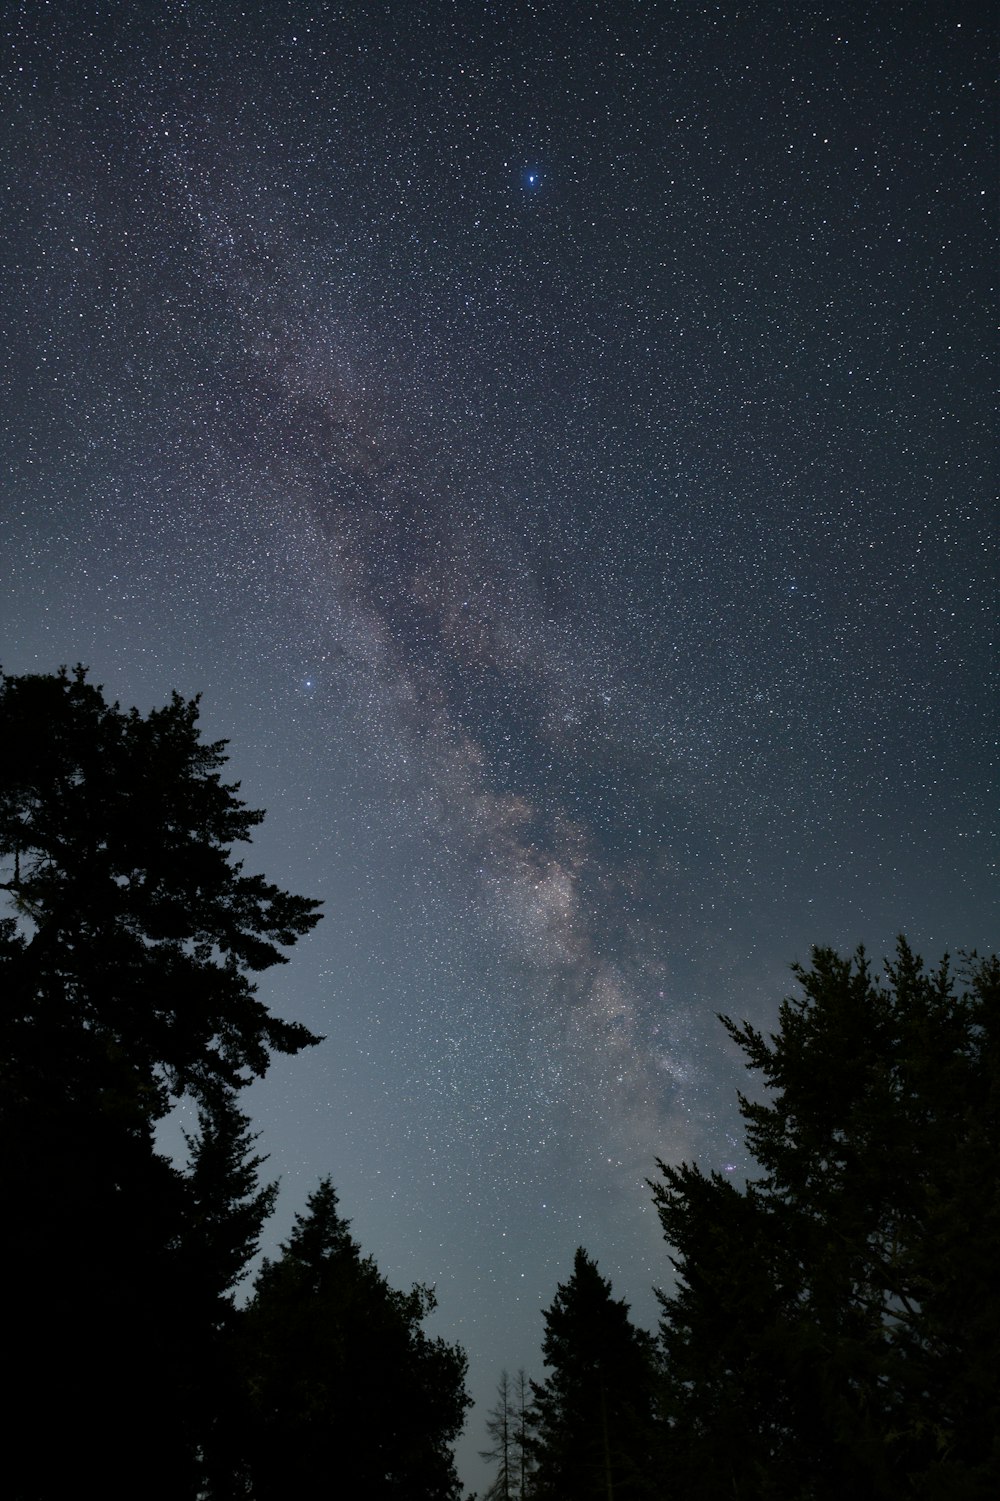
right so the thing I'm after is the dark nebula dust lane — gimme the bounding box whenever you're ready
[1,2,994,1489]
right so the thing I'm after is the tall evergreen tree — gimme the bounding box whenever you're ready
[0,667,322,1499]
[180,1090,279,1303]
[235,1178,471,1499]
[180,1090,280,1499]
[528,1249,659,1499]
[0,667,322,1111]
[653,941,1000,1499]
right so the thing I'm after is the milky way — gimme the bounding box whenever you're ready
[2,3,994,1488]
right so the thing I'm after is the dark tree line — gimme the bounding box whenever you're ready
[0,668,469,1499]
[3,669,996,1499]
[485,943,999,1499]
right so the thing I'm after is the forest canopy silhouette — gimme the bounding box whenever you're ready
[1,667,995,1499]
[0,667,468,1500]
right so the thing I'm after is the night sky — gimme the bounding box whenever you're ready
[2,1,995,1490]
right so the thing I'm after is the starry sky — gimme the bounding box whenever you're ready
[1,1,995,1489]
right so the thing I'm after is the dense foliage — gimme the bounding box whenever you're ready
[652,942,1000,1499]
[527,1248,660,1499]
[228,1179,471,1499]
[0,669,469,1499]
[481,942,997,1500]
[0,666,323,1102]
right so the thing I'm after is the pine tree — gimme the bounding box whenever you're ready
[0,667,322,1499]
[180,1090,279,1499]
[653,941,1000,1499]
[236,1178,471,1499]
[528,1249,659,1499]
[181,1090,279,1302]
[0,667,322,1114]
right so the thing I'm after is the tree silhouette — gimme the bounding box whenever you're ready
[481,1370,515,1500]
[528,1248,659,1499]
[482,1368,533,1499]
[0,667,322,1499]
[0,666,322,1110]
[653,940,1000,1499]
[234,1177,471,1499]
[512,1368,534,1499]
[180,1089,279,1301]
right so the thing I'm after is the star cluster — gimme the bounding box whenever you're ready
[1,2,994,1489]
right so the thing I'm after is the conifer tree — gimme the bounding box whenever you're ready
[0,667,322,1499]
[0,666,322,1114]
[653,941,1000,1499]
[236,1178,471,1500]
[528,1249,659,1499]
